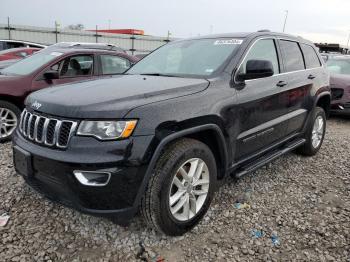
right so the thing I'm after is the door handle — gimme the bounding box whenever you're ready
[276,81,287,87]
[308,74,316,80]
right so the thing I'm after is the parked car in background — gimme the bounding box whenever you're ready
[0,40,46,51]
[326,55,350,114]
[134,53,148,60]
[0,59,20,70]
[12,32,330,235]
[0,47,40,61]
[0,42,139,141]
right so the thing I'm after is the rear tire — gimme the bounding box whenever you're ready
[0,101,21,143]
[140,138,217,236]
[297,107,326,156]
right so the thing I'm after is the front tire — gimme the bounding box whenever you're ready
[141,138,217,236]
[297,107,326,156]
[0,101,21,143]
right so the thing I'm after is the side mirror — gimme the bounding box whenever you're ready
[43,70,59,80]
[237,59,274,81]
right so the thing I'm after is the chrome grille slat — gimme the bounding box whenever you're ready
[19,109,76,149]
[33,116,40,142]
[42,118,50,144]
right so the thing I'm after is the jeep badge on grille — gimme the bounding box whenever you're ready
[31,101,42,110]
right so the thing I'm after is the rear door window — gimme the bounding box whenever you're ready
[279,40,305,72]
[100,55,131,74]
[301,44,321,69]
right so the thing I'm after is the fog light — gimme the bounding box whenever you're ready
[339,105,344,110]
[73,170,111,187]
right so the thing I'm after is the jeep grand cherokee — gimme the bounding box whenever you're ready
[12,31,331,236]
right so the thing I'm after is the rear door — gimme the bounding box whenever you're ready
[278,40,317,136]
[234,38,291,159]
[98,54,132,75]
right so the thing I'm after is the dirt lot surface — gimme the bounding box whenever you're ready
[0,117,349,261]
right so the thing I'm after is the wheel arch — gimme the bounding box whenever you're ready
[0,95,24,110]
[315,92,331,118]
[133,124,229,211]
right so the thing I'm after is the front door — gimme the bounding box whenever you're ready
[234,38,290,160]
[31,54,96,92]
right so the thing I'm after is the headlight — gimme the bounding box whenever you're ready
[77,120,137,140]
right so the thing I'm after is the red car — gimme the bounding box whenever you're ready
[0,47,40,61]
[326,55,350,114]
[0,43,139,141]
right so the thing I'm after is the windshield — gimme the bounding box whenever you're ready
[128,38,243,77]
[326,58,350,75]
[1,51,63,76]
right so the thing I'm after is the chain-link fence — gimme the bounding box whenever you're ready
[0,23,171,55]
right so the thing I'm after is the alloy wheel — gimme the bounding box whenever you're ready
[311,115,324,149]
[0,107,18,139]
[169,158,210,221]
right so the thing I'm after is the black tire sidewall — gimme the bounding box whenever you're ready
[158,143,217,234]
[306,107,326,154]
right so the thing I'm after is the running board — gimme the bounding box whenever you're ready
[234,138,306,178]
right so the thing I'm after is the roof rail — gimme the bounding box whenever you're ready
[49,42,126,53]
[257,29,271,32]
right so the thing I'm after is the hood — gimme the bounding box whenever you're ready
[26,74,209,118]
[330,73,350,89]
[0,59,20,69]
[0,73,29,92]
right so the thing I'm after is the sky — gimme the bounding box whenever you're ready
[1,0,350,45]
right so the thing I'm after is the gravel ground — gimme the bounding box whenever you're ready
[0,117,349,262]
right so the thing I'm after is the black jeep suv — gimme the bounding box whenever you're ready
[12,31,330,236]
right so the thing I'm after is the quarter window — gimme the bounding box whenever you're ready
[238,39,280,76]
[100,55,131,75]
[301,44,321,69]
[280,40,305,72]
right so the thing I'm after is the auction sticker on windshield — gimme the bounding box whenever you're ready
[214,39,243,45]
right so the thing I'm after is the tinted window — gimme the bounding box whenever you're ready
[100,55,131,74]
[7,42,25,49]
[301,44,321,68]
[280,40,305,72]
[60,55,93,77]
[238,39,279,76]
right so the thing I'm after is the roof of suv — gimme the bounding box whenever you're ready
[44,42,126,54]
[185,31,314,45]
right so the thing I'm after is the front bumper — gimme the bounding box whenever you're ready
[12,130,154,223]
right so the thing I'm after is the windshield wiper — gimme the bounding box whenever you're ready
[140,73,179,77]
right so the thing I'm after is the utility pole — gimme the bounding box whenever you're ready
[347,31,350,54]
[54,21,59,43]
[95,25,98,43]
[7,17,11,39]
[167,30,171,40]
[283,10,289,33]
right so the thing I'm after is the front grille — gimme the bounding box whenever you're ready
[331,88,344,100]
[344,102,350,109]
[19,109,77,149]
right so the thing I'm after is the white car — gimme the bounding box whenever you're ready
[0,40,46,51]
